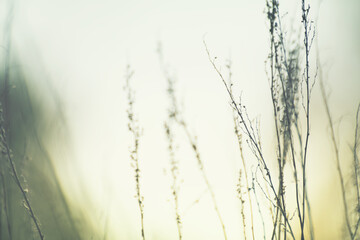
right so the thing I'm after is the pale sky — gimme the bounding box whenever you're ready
[2,0,360,239]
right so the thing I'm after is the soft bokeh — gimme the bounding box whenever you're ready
[1,0,359,239]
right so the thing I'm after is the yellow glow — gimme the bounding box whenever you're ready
[7,0,360,239]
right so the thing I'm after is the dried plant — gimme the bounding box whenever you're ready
[158,43,228,240]
[227,59,255,240]
[164,122,182,240]
[352,104,360,238]
[124,65,146,240]
[251,168,267,240]
[0,166,12,239]
[0,104,44,240]
[318,31,360,238]
[266,0,304,238]
[205,0,316,238]
[237,170,247,240]
[204,40,295,239]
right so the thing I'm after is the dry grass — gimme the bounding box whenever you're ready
[0,0,359,239]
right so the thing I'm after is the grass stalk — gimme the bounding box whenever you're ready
[353,104,360,238]
[180,120,228,240]
[316,26,354,238]
[124,66,146,240]
[0,169,12,239]
[227,61,255,240]
[300,0,315,238]
[0,106,44,240]
[204,40,295,239]
[164,122,183,240]
[159,45,228,240]
[237,170,247,240]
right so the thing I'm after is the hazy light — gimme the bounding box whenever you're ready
[4,0,360,239]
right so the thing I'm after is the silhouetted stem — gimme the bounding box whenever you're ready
[0,122,44,240]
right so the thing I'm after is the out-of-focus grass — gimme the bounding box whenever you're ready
[0,59,96,239]
[0,0,359,239]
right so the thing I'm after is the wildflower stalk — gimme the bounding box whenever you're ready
[158,45,228,240]
[237,170,247,240]
[124,66,145,240]
[353,104,360,238]
[227,60,255,240]
[318,60,353,239]
[266,1,289,237]
[315,15,355,237]
[181,121,228,240]
[204,40,295,239]
[164,122,182,240]
[251,170,267,240]
[300,0,318,238]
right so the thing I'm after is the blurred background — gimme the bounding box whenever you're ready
[0,0,359,239]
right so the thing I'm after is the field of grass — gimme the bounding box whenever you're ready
[0,0,359,239]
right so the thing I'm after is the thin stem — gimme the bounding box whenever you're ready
[125,66,146,240]
[295,122,315,240]
[252,171,266,240]
[267,2,287,237]
[0,169,12,240]
[159,46,227,240]
[352,104,360,239]
[228,61,255,240]
[0,113,44,240]
[237,170,247,240]
[164,122,183,240]
[204,40,295,239]
[301,1,313,238]
[180,122,228,240]
[318,48,353,240]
